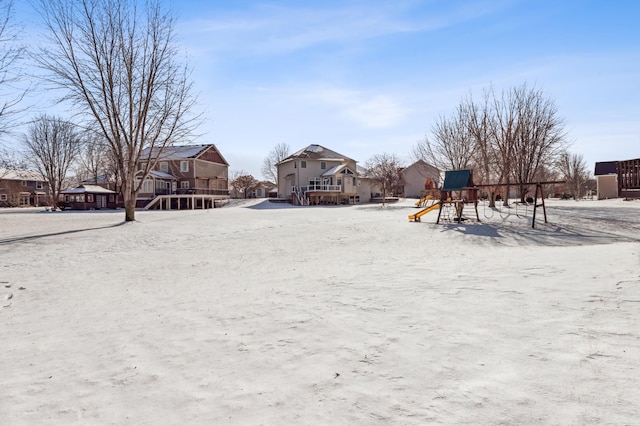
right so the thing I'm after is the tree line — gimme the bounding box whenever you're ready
[412,84,590,205]
[0,0,591,215]
[0,0,196,220]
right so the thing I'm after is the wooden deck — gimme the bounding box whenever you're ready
[143,194,229,210]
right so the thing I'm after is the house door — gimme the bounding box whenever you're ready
[98,195,107,208]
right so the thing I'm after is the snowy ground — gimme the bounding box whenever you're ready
[1,198,639,425]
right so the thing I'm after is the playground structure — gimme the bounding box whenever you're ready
[408,170,479,223]
[408,195,440,222]
[409,169,563,229]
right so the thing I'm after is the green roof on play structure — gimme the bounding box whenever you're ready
[441,169,474,191]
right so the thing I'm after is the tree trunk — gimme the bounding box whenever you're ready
[122,185,136,221]
[124,200,136,221]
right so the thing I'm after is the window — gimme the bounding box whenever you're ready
[77,194,85,203]
[0,194,6,201]
[337,177,342,185]
[320,162,326,170]
[109,195,115,202]
[139,162,146,171]
[136,179,154,193]
[180,161,189,172]
[181,181,190,189]
[301,161,306,168]
[159,162,168,173]
[87,194,94,203]
[21,180,27,186]
[36,182,44,190]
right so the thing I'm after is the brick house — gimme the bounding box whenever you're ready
[137,144,230,209]
[0,168,50,207]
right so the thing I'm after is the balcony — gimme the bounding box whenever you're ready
[301,184,342,192]
[175,188,230,196]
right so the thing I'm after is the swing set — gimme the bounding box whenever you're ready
[474,181,562,228]
[415,169,563,229]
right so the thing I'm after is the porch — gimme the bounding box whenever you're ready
[142,191,230,210]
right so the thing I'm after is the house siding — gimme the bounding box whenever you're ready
[401,161,440,198]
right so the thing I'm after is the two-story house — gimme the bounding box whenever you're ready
[276,144,359,205]
[136,144,230,209]
[0,168,50,207]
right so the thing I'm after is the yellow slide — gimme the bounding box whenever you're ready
[414,194,433,207]
[408,201,441,222]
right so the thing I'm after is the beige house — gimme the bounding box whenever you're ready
[594,159,640,199]
[400,160,440,198]
[277,144,360,205]
[250,181,277,199]
[137,144,230,209]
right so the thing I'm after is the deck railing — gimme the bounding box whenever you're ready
[301,184,342,192]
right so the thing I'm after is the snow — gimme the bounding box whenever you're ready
[1,198,639,424]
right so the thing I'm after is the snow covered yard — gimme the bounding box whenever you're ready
[1,198,639,425]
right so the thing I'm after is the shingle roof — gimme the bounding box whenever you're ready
[148,170,176,179]
[0,168,46,181]
[322,164,354,176]
[61,184,116,194]
[279,144,355,164]
[594,161,617,176]
[141,144,213,160]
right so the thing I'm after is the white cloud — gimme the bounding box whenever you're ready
[178,1,507,56]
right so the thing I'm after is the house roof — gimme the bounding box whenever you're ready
[401,159,440,174]
[148,170,176,180]
[256,181,276,189]
[322,164,355,177]
[594,161,617,176]
[141,144,229,165]
[0,168,47,182]
[278,144,355,164]
[61,184,116,194]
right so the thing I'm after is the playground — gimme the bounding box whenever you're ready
[409,169,562,228]
[1,199,639,424]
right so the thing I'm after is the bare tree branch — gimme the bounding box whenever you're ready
[262,142,290,183]
[22,114,82,209]
[34,0,199,220]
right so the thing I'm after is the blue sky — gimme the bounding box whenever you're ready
[13,0,640,178]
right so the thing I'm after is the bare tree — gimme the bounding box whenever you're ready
[262,143,290,183]
[463,89,500,206]
[558,151,589,199]
[75,131,113,187]
[509,84,567,202]
[230,171,259,199]
[35,0,198,221]
[23,115,81,209]
[413,105,476,173]
[364,153,403,207]
[0,0,26,141]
